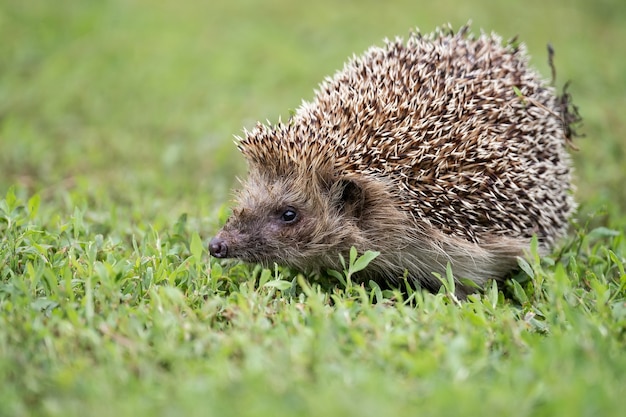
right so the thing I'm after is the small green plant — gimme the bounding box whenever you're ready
[326,246,380,288]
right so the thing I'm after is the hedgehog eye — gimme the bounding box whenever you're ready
[280,207,298,224]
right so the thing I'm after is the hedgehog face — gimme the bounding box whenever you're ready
[209,171,369,271]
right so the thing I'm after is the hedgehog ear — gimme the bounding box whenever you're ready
[337,179,366,219]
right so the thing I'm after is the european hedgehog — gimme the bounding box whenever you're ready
[209,26,578,297]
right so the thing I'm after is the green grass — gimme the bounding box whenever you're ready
[1,0,625,416]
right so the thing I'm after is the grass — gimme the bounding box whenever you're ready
[1,0,625,416]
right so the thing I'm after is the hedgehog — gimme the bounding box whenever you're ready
[209,25,578,297]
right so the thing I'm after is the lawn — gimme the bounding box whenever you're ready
[1,0,625,416]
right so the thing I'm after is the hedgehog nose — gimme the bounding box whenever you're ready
[209,237,229,258]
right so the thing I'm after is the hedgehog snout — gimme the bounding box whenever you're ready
[209,236,229,258]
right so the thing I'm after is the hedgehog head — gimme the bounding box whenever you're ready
[209,121,385,271]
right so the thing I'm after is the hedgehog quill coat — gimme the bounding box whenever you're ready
[210,26,577,297]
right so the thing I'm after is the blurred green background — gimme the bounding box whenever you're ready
[1,0,625,227]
